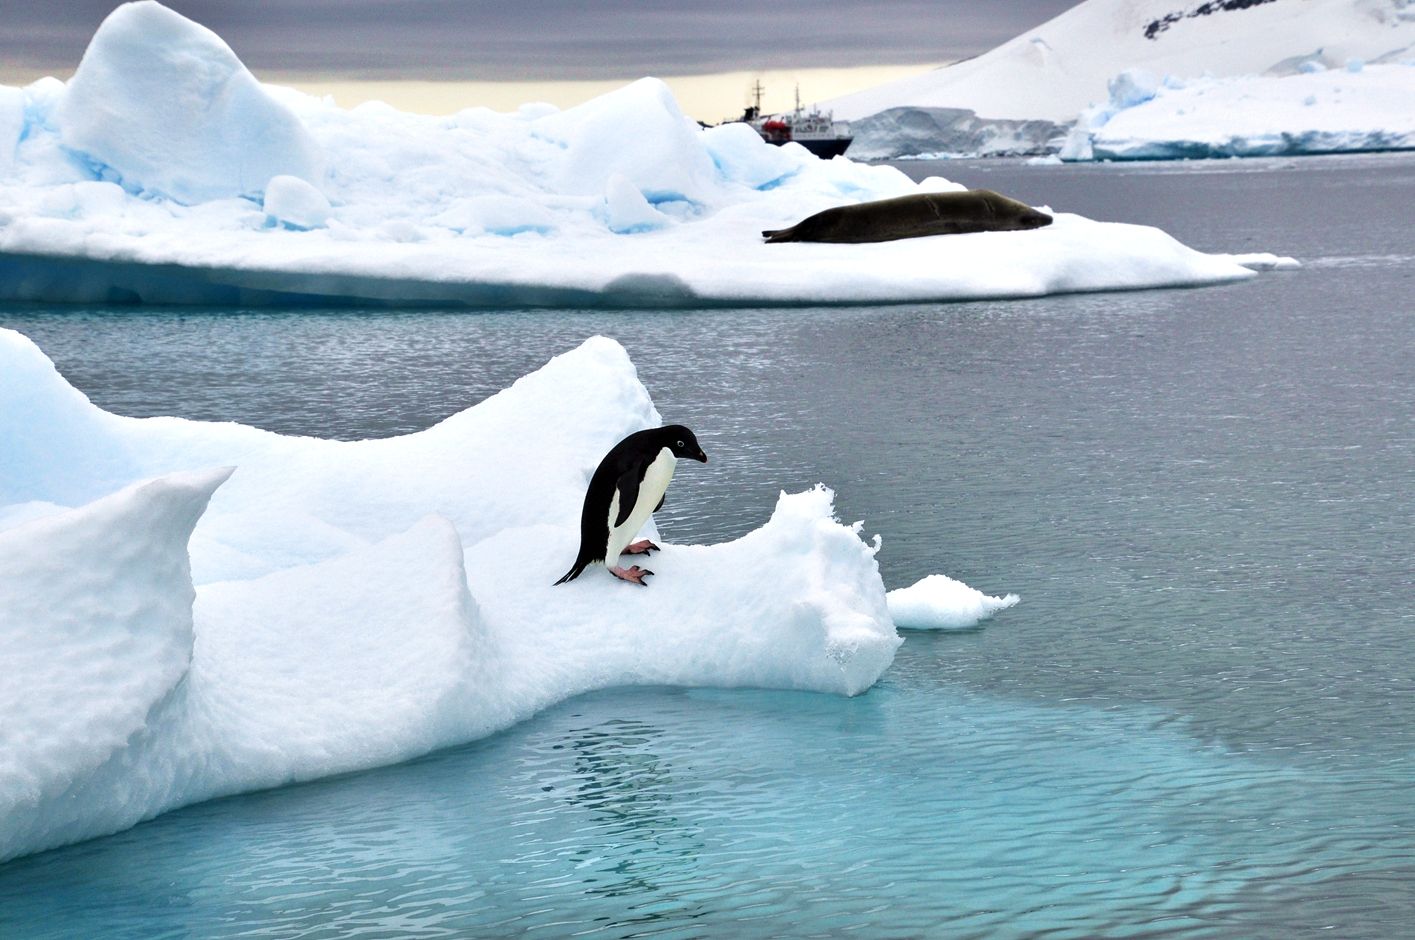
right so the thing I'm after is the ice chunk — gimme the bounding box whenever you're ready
[57,0,323,203]
[533,77,718,203]
[1108,69,1161,109]
[262,174,332,229]
[887,574,1019,630]
[701,120,808,189]
[603,173,667,233]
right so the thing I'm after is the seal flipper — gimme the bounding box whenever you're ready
[762,228,793,243]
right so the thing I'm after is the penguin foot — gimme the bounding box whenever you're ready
[609,565,653,586]
[622,540,659,556]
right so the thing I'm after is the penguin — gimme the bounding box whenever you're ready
[555,424,708,586]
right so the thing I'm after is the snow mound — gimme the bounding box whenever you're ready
[0,1,1278,306]
[0,327,905,862]
[886,574,1020,630]
[1066,63,1415,161]
[57,1,323,203]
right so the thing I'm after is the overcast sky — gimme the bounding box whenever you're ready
[3,1,1077,82]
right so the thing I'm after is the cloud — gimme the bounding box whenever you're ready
[3,0,1076,80]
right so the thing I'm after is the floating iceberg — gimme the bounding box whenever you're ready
[1063,63,1415,161]
[0,327,912,862]
[887,574,1020,630]
[0,1,1281,308]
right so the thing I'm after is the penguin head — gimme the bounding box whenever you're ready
[661,424,708,463]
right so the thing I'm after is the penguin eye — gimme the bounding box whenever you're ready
[676,440,684,448]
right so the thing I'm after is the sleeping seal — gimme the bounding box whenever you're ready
[762,190,1052,244]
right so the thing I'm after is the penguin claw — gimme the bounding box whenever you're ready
[609,565,653,586]
[622,540,659,556]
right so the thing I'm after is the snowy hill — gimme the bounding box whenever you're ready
[830,0,1415,157]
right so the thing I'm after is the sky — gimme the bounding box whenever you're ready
[1,1,1078,118]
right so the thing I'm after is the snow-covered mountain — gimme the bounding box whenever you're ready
[832,0,1415,157]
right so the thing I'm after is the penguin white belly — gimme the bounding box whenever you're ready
[605,448,676,562]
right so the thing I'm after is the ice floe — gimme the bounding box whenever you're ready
[0,327,925,861]
[0,1,1286,308]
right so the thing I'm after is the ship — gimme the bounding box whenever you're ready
[736,81,853,159]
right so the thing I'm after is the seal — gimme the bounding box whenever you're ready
[555,425,708,586]
[762,190,1053,244]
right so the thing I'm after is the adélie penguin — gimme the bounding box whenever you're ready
[555,425,708,586]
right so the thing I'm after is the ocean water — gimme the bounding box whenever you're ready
[1,152,1412,937]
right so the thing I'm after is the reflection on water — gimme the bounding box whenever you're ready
[562,718,707,918]
[1,153,1413,937]
[2,662,1410,938]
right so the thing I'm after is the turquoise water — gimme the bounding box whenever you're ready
[1,154,1412,936]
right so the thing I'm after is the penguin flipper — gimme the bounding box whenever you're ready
[655,494,665,513]
[614,468,642,527]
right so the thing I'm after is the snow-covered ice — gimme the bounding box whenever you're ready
[887,574,1021,630]
[2,325,1028,862]
[829,0,1415,159]
[1063,63,1415,161]
[0,1,1285,307]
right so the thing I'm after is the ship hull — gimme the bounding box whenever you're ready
[767,138,853,159]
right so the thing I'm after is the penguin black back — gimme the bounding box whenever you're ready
[555,425,707,585]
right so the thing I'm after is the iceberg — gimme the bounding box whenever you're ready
[0,327,904,862]
[1064,63,1415,161]
[0,1,1282,308]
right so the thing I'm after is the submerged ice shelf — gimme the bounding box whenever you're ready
[0,326,930,862]
[0,1,1290,308]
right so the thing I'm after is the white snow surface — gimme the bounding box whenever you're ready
[886,574,1021,630]
[0,327,908,862]
[828,0,1415,124]
[0,1,1281,307]
[1064,62,1415,160]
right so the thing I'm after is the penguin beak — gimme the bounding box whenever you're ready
[695,449,708,463]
